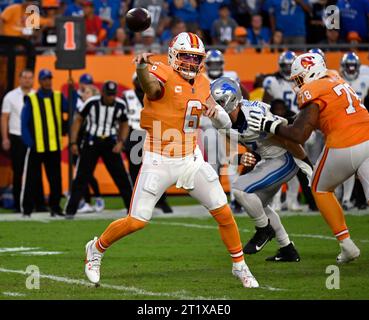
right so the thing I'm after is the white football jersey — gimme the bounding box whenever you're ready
[360,65,369,77]
[122,89,143,130]
[233,100,286,159]
[346,74,369,101]
[262,75,298,114]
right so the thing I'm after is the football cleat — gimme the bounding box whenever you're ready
[337,238,360,264]
[266,242,301,262]
[85,237,104,284]
[232,263,259,288]
[243,221,275,254]
[94,198,105,213]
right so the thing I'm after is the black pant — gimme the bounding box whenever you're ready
[21,149,62,215]
[10,135,45,212]
[66,138,133,215]
[125,128,168,205]
[72,154,101,203]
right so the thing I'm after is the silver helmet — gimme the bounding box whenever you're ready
[210,77,242,114]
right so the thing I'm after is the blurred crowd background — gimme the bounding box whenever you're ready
[0,0,368,54]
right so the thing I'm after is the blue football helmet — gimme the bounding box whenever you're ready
[308,48,326,62]
[278,51,297,80]
[205,50,225,80]
[210,76,242,114]
[341,52,361,81]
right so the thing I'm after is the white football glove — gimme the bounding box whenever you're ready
[247,111,285,134]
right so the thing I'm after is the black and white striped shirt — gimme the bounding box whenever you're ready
[78,96,128,138]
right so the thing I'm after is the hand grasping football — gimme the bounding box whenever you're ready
[125,8,151,33]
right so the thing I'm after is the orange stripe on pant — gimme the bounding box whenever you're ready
[312,147,329,192]
[311,148,349,241]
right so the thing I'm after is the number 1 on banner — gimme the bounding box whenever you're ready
[63,21,76,50]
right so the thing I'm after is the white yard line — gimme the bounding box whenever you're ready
[2,291,26,297]
[0,268,227,300]
[152,221,369,244]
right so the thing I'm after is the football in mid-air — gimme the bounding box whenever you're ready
[125,8,151,32]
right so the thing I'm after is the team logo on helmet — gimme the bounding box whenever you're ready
[300,56,315,70]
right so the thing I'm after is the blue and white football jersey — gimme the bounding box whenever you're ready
[233,99,287,159]
[262,75,298,113]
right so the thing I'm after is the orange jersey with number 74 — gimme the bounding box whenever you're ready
[297,70,369,148]
[140,62,210,157]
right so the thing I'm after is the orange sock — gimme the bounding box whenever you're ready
[312,191,350,241]
[210,204,244,263]
[96,216,147,253]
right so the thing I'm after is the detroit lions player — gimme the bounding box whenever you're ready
[209,77,313,261]
[337,52,369,210]
[263,51,303,212]
[202,49,246,213]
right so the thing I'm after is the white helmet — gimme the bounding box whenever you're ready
[290,53,327,89]
[168,32,206,79]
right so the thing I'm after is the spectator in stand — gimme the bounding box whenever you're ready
[160,17,186,47]
[247,14,271,46]
[168,0,198,32]
[337,0,369,43]
[198,0,230,44]
[268,29,284,53]
[108,27,131,54]
[133,0,170,36]
[307,0,328,44]
[83,0,107,54]
[231,0,262,28]
[264,0,311,45]
[226,26,248,53]
[0,0,54,37]
[211,5,238,46]
[134,27,161,54]
[64,0,84,16]
[93,0,123,41]
[319,29,344,51]
[346,31,363,51]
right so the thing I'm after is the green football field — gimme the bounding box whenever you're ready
[0,198,369,300]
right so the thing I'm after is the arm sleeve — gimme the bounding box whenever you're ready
[210,105,232,129]
[21,97,34,148]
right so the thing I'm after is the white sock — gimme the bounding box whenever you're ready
[234,190,268,227]
[233,260,247,270]
[342,175,355,203]
[265,205,290,247]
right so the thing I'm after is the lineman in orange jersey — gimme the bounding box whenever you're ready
[247,52,369,263]
[83,32,259,288]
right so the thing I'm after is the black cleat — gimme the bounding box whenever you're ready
[155,201,173,214]
[243,221,275,254]
[266,242,301,262]
[50,208,65,217]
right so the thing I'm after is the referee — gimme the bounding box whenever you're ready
[65,81,133,218]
